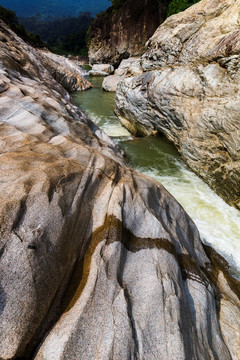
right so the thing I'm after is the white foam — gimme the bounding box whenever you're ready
[73,80,240,271]
[81,110,131,137]
[137,164,240,269]
[101,123,131,137]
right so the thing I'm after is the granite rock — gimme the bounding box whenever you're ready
[102,57,139,92]
[39,50,92,92]
[0,18,239,360]
[89,63,114,77]
[115,0,240,207]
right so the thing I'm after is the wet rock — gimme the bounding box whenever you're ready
[115,0,240,207]
[0,18,239,360]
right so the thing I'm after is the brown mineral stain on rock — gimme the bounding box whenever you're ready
[115,0,240,207]
[1,11,240,360]
[65,215,211,312]
[204,244,240,301]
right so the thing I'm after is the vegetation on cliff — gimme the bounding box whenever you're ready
[109,0,127,10]
[0,5,44,47]
[88,0,170,66]
[0,0,109,18]
[20,13,93,55]
[167,0,200,16]
[0,3,92,56]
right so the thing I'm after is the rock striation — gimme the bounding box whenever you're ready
[88,0,169,67]
[102,57,139,92]
[39,50,92,92]
[115,0,240,208]
[0,18,239,360]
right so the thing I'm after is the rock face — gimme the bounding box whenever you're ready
[102,57,138,92]
[39,50,92,92]
[0,19,120,359]
[115,0,240,208]
[89,63,114,76]
[88,0,169,67]
[0,19,239,360]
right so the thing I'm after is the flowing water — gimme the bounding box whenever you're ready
[73,76,240,269]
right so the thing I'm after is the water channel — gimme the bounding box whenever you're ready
[73,76,240,269]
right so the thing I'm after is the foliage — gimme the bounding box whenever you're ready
[167,0,200,17]
[0,0,110,18]
[0,5,18,26]
[0,4,91,55]
[108,0,127,10]
[20,13,93,56]
[0,5,44,47]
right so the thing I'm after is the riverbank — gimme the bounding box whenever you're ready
[73,76,240,270]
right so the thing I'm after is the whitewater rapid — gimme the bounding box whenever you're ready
[73,76,240,270]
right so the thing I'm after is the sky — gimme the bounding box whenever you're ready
[0,0,110,17]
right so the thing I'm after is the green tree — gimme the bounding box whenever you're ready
[0,5,44,48]
[0,5,18,27]
[167,0,200,17]
[108,0,127,10]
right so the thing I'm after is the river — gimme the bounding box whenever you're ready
[73,76,240,269]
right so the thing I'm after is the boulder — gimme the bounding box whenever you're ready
[0,18,239,360]
[39,50,92,92]
[0,20,119,359]
[115,0,240,208]
[89,63,114,76]
[102,74,122,92]
[102,57,139,92]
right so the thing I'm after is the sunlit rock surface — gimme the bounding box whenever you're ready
[115,0,240,208]
[39,50,92,92]
[0,18,239,360]
[89,63,114,77]
[102,57,139,92]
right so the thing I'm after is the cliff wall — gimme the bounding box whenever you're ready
[0,18,239,360]
[115,0,240,208]
[88,0,169,66]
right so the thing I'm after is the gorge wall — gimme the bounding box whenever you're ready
[0,17,239,360]
[88,0,169,67]
[115,0,240,209]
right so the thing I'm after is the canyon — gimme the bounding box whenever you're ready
[0,0,240,358]
[115,0,240,208]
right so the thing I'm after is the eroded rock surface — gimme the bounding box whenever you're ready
[0,20,121,359]
[39,50,92,92]
[115,0,240,207]
[89,63,114,77]
[102,57,139,92]
[0,18,239,360]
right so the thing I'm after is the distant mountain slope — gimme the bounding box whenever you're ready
[0,0,110,17]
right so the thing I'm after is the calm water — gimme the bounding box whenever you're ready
[73,76,240,269]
